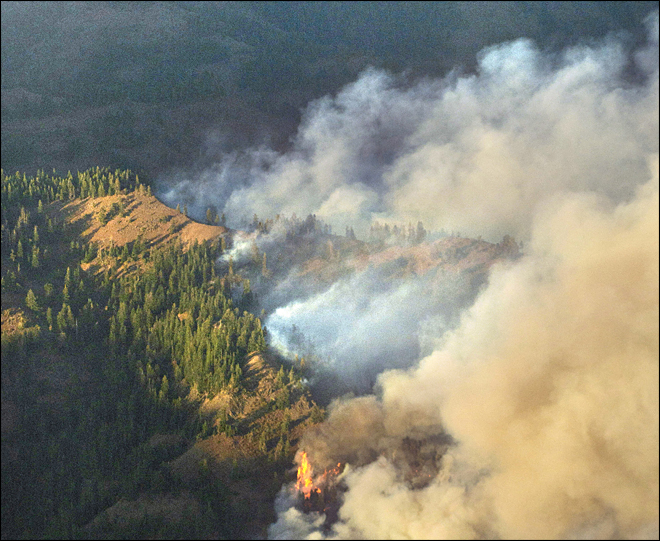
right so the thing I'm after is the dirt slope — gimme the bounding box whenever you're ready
[52,191,228,251]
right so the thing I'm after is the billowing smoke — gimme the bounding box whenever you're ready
[159,12,657,242]
[267,12,659,540]
[269,156,659,539]
[265,256,483,398]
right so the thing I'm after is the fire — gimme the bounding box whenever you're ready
[296,451,342,500]
[296,451,316,499]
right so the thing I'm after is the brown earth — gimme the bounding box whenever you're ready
[293,234,520,295]
[52,191,228,252]
[96,352,320,539]
[0,307,26,335]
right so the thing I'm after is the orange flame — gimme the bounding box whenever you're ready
[296,452,342,500]
[296,452,315,499]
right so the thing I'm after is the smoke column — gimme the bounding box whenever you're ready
[267,12,659,540]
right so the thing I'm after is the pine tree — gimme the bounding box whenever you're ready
[66,305,75,328]
[46,307,53,331]
[159,375,169,402]
[57,304,68,332]
[26,289,39,311]
[275,365,286,388]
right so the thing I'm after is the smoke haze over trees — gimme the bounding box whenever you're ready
[2,2,658,539]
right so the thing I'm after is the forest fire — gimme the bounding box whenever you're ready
[296,451,316,499]
[296,452,343,514]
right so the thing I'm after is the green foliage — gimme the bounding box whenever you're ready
[310,404,325,424]
[31,245,40,268]
[275,365,286,388]
[1,167,143,211]
[25,288,39,311]
[0,167,296,541]
[82,242,98,263]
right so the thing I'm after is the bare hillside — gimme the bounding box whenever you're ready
[53,191,228,250]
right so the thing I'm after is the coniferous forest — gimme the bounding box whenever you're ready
[1,168,319,539]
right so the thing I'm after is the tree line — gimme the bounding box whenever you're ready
[1,168,295,539]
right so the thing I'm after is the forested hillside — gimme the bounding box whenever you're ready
[1,168,322,539]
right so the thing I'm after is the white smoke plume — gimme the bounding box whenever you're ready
[159,12,657,242]
[273,155,658,540]
[268,12,659,540]
[265,259,477,397]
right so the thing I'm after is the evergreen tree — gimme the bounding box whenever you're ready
[62,283,70,303]
[26,289,39,311]
[57,303,68,332]
[159,375,169,402]
[275,365,286,388]
[31,246,40,268]
[46,307,53,330]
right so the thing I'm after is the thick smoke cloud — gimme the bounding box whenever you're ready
[298,158,658,540]
[268,12,659,540]
[160,13,657,242]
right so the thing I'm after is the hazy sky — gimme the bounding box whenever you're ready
[2,1,658,177]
